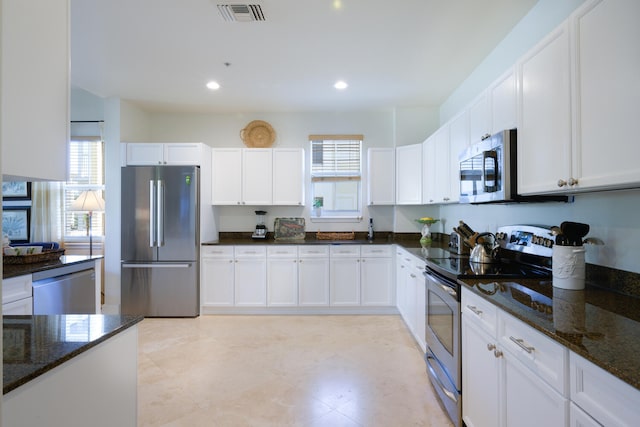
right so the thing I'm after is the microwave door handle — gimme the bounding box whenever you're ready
[483,150,498,193]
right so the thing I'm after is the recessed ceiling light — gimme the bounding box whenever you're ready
[206,81,221,90]
[334,80,348,90]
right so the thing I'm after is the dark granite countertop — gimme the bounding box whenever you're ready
[460,278,640,391]
[3,314,143,394]
[204,231,424,247]
[3,255,104,280]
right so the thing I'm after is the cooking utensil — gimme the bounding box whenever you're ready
[469,232,499,264]
[560,221,590,246]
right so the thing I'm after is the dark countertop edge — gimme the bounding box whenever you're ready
[460,280,640,391]
[2,255,104,280]
[3,314,143,395]
[202,232,425,247]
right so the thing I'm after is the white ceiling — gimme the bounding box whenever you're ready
[70,0,537,114]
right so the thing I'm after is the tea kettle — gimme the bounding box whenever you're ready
[470,232,500,264]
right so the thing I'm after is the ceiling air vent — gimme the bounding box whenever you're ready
[217,4,266,22]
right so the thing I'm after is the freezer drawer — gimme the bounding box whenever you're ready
[121,262,199,317]
[33,268,96,314]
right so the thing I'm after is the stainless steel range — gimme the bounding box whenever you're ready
[423,225,554,427]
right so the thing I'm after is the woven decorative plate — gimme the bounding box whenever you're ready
[240,120,276,148]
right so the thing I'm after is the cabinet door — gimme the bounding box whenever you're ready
[448,110,469,203]
[126,143,165,165]
[490,67,517,133]
[517,22,573,195]
[367,148,395,205]
[298,258,330,306]
[461,316,500,427]
[433,126,451,203]
[273,148,304,205]
[468,91,490,143]
[330,257,361,306]
[572,0,640,191]
[201,257,235,306]
[234,258,267,306]
[502,351,569,427]
[361,256,393,306]
[570,403,600,427]
[3,298,33,315]
[411,261,426,350]
[267,258,298,306]
[422,136,437,204]
[1,0,69,181]
[211,149,242,205]
[242,149,273,205]
[395,144,422,205]
[164,143,203,165]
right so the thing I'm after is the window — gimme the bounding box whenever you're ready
[310,134,362,219]
[64,138,105,239]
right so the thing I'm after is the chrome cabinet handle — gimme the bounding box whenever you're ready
[509,336,535,353]
[568,177,579,186]
[557,179,567,187]
[466,305,483,316]
[487,343,496,351]
[410,274,417,278]
[494,349,503,358]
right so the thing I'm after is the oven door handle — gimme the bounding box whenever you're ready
[425,354,458,404]
[424,270,458,300]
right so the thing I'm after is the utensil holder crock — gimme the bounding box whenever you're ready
[552,245,586,290]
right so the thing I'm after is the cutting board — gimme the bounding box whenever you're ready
[273,218,306,240]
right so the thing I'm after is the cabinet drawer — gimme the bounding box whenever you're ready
[330,245,360,257]
[201,246,234,258]
[2,275,33,304]
[361,245,392,257]
[499,310,568,395]
[267,246,297,258]
[461,288,498,337]
[298,246,329,257]
[234,246,266,258]
[570,351,640,427]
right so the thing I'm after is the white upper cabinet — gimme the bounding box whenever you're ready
[570,0,640,192]
[517,22,573,195]
[272,148,305,206]
[396,143,423,205]
[422,134,437,204]
[1,0,69,181]
[367,148,395,205]
[211,148,243,204]
[242,148,273,205]
[125,143,207,166]
[448,110,470,202]
[490,66,517,133]
[468,91,491,144]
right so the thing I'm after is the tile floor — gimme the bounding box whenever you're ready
[138,315,453,427]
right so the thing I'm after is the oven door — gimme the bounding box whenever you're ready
[424,268,460,390]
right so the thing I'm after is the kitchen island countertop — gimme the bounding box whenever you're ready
[2,255,103,280]
[3,314,143,394]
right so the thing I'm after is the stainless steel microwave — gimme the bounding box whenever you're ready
[459,129,516,204]
[459,129,569,204]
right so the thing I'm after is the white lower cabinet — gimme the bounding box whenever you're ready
[570,402,600,427]
[266,246,298,306]
[201,246,235,307]
[570,351,640,427]
[330,246,361,306]
[462,288,569,427]
[360,245,393,306]
[395,247,425,351]
[233,247,267,306]
[298,246,330,306]
[2,274,33,315]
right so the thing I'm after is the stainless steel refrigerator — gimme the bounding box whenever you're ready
[120,165,200,317]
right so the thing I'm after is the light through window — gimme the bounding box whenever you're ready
[310,135,362,218]
[64,139,105,238]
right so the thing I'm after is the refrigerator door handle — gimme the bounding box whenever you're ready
[157,179,164,247]
[122,263,192,269]
[149,180,156,247]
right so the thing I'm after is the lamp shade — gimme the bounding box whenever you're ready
[69,190,105,212]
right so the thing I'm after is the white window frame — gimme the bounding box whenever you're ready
[309,134,363,223]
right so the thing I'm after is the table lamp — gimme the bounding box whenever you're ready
[69,190,105,256]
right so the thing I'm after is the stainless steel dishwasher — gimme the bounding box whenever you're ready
[32,263,96,314]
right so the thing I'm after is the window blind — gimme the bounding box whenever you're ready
[310,135,362,182]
